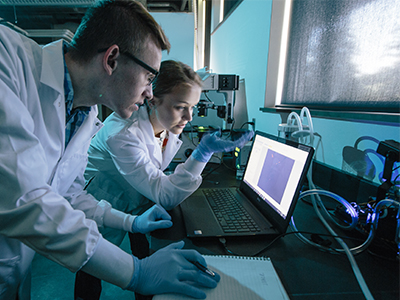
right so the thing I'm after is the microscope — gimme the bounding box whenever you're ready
[196,70,239,130]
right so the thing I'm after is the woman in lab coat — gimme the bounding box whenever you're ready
[85,60,204,239]
[77,60,253,297]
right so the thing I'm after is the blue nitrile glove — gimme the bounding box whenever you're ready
[191,129,254,162]
[132,205,173,234]
[126,241,221,298]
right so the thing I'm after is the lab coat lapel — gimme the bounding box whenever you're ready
[138,107,163,168]
[63,107,103,160]
[40,39,66,149]
[161,133,182,170]
[53,108,102,195]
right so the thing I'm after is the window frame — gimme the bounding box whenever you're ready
[263,0,399,124]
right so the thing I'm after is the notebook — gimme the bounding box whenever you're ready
[153,255,290,300]
[180,131,314,238]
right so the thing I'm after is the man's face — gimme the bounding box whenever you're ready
[107,38,162,119]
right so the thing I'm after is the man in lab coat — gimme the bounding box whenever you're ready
[0,1,220,299]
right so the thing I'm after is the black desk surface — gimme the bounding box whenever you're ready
[151,161,399,300]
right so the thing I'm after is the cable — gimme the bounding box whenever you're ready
[307,162,376,298]
[297,187,375,300]
[239,121,255,129]
[202,91,213,102]
[303,189,359,230]
[287,111,303,131]
[282,109,375,299]
[218,230,367,257]
[201,163,223,181]
[394,173,400,184]
[298,107,315,146]
[314,132,325,163]
[278,107,399,299]
[290,190,375,256]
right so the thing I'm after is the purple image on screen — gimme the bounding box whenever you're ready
[258,150,295,205]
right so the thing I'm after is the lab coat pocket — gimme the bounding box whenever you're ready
[0,255,21,294]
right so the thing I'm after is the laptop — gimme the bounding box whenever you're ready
[180,131,314,238]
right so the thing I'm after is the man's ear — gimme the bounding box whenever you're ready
[102,45,120,75]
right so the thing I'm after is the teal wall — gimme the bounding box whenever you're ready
[209,0,399,185]
[151,12,195,68]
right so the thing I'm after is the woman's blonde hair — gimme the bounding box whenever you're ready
[152,60,202,99]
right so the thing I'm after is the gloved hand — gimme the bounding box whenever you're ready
[132,205,173,234]
[126,241,220,298]
[191,129,254,162]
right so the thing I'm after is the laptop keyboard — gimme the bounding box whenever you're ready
[203,189,261,233]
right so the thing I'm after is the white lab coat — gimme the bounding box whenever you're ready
[85,107,205,245]
[0,25,131,299]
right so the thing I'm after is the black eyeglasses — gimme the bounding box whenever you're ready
[98,48,159,86]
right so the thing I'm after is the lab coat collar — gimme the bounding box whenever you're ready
[40,39,65,95]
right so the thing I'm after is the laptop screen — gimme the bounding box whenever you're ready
[242,132,311,220]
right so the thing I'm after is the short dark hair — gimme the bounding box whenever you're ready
[69,0,170,62]
[152,60,202,99]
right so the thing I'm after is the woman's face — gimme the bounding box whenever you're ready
[150,84,201,136]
